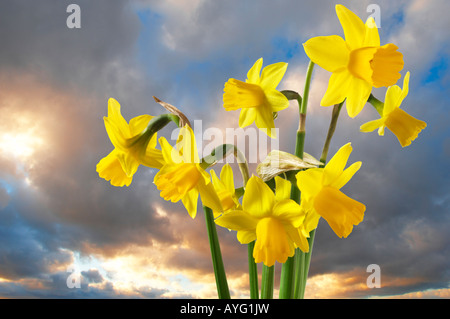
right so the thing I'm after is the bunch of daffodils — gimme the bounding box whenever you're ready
[96,4,426,299]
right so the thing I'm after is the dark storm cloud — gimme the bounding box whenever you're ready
[0,0,141,91]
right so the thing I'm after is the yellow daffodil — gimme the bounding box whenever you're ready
[223,58,289,138]
[97,98,164,187]
[360,72,426,147]
[210,164,241,217]
[303,4,404,118]
[296,143,365,238]
[154,125,222,218]
[215,176,307,267]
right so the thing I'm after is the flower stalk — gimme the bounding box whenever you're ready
[279,61,314,299]
[261,265,275,299]
[367,94,384,116]
[204,205,230,299]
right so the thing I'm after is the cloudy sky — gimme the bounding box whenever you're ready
[0,0,449,299]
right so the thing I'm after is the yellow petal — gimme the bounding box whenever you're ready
[321,70,352,106]
[182,188,199,219]
[197,177,223,214]
[254,103,276,138]
[323,143,352,186]
[272,199,304,228]
[147,130,158,149]
[303,35,349,73]
[104,117,128,151]
[331,161,362,190]
[141,147,165,169]
[345,76,372,118]
[116,150,140,178]
[107,98,130,136]
[259,62,288,90]
[159,136,182,165]
[384,71,410,116]
[237,230,257,244]
[274,176,291,201]
[363,17,380,47]
[243,176,275,218]
[215,210,259,231]
[336,4,366,50]
[238,108,257,128]
[399,72,410,105]
[286,224,309,253]
[211,169,234,213]
[253,217,294,266]
[296,168,324,200]
[303,209,321,234]
[265,88,289,112]
[96,150,133,187]
[210,168,221,187]
[128,114,152,136]
[313,186,365,238]
[360,118,385,133]
[177,125,199,164]
[220,164,235,193]
[246,58,263,84]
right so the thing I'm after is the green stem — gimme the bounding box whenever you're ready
[298,229,316,299]
[279,255,296,299]
[200,144,254,299]
[203,206,230,299]
[297,101,344,299]
[248,241,259,299]
[367,94,384,116]
[280,61,315,299]
[261,265,275,299]
[320,102,344,165]
[293,248,303,298]
[300,61,315,115]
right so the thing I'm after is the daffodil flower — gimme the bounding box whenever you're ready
[303,4,404,118]
[296,143,365,238]
[215,176,307,267]
[210,164,241,217]
[154,125,222,218]
[360,72,426,147]
[96,98,164,187]
[223,58,289,138]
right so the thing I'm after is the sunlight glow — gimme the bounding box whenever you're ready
[0,132,43,160]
